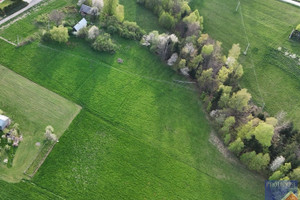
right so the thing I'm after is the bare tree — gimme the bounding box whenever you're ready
[49,10,65,26]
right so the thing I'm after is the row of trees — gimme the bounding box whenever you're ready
[139,1,300,182]
[137,0,202,38]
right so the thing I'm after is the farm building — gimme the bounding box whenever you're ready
[0,115,10,131]
[73,18,87,32]
[80,4,92,15]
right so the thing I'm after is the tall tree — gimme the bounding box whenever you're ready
[228,89,251,112]
[102,0,119,17]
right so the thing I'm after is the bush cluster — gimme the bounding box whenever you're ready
[140,0,300,182]
[102,16,145,40]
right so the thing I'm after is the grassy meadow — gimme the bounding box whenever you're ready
[0,65,81,182]
[0,0,266,199]
[190,0,300,128]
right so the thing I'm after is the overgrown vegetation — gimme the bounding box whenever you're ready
[0,110,21,168]
[138,0,300,183]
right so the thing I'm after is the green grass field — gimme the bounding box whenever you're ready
[190,0,300,128]
[0,0,266,199]
[0,65,81,182]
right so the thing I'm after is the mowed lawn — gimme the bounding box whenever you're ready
[0,65,81,182]
[190,0,300,128]
[0,0,265,199]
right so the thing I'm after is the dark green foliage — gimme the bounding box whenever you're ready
[159,12,175,30]
[119,21,146,40]
[0,0,28,17]
[101,16,145,40]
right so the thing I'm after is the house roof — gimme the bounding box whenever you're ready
[0,115,9,131]
[80,4,92,14]
[74,18,87,32]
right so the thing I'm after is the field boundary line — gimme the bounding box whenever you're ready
[0,36,16,46]
[238,1,266,108]
[24,141,57,178]
[38,43,197,92]
[22,180,66,200]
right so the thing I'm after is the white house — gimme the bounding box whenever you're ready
[73,18,87,32]
[0,115,10,131]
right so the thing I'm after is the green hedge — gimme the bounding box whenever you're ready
[0,0,28,17]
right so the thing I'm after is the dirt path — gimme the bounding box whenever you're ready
[280,0,300,7]
[0,0,44,26]
[0,36,16,46]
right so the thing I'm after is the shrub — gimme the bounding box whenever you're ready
[50,25,69,43]
[76,27,89,39]
[88,26,100,40]
[228,138,244,155]
[240,151,270,171]
[35,14,49,25]
[92,33,117,53]
[118,21,145,40]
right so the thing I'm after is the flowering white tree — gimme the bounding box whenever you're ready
[44,125,57,142]
[141,31,179,60]
[92,0,104,10]
[77,0,86,6]
[88,26,100,40]
[270,156,285,171]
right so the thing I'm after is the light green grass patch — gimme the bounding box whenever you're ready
[0,65,81,182]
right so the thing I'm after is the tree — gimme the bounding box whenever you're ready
[228,44,240,60]
[92,0,104,10]
[227,44,244,81]
[159,12,175,30]
[270,156,285,171]
[289,167,300,182]
[228,137,244,155]
[90,7,100,17]
[44,125,57,142]
[228,89,251,112]
[265,117,278,127]
[253,122,274,147]
[269,170,284,180]
[48,10,65,26]
[221,116,235,133]
[240,151,270,171]
[217,66,229,84]
[102,0,119,17]
[88,26,100,40]
[201,44,214,56]
[50,25,69,43]
[188,54,203,70]
[178,59,186,69]
[198,68,213,92]
[218,85,232,108]
[77,0,86,6]
[92,33,117,53]
[115,4,124,22]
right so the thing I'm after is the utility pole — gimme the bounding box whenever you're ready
[236,1,241,12]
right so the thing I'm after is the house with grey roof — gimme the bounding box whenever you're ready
[80,4,92,15]
[0,115,10,131]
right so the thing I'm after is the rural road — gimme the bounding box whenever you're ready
[280,0,300,7]
[0,0,43,26]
